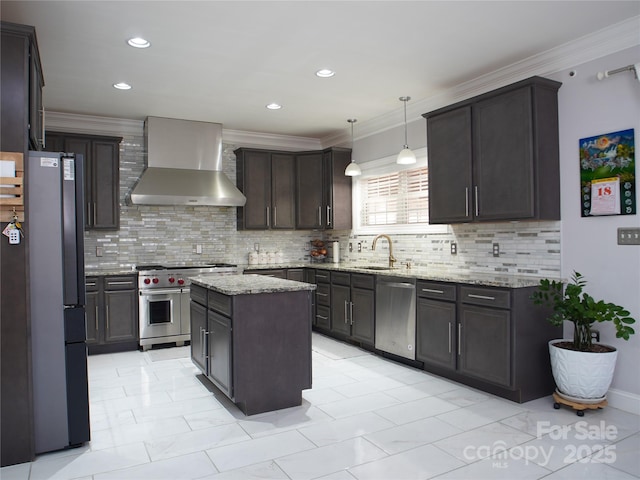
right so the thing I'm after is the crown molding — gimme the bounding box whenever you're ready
[321,15,640,147]
[46,112,144,136]
[46,112,323,150]
[222,129,322,151]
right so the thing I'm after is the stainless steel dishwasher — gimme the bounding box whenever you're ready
[375,275,416,360]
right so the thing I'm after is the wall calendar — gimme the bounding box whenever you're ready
[579,128,636,217]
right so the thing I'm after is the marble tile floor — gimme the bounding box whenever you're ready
[2,333,639,480]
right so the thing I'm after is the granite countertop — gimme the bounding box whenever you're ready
[190,273,317,296]
[85,266,138,276]
[242,263,552,288]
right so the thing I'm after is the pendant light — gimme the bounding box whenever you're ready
[397,96,416,165]
[344,118,362,176]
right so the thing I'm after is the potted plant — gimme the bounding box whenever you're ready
[531,271,636,401]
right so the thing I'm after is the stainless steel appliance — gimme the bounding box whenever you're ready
[375,275,417,360]
[137,263,238,350]
[27,151,90,453]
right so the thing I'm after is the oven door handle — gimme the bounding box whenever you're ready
[139,289,182,296]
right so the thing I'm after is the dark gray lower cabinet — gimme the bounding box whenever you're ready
[86,275,138,354]
[416,280,560,402]
[459,304,511,386]
[189,291,207,373]
[416,298,456,370]
[208,310,232,398]
[328,272,375,346]
[190,285,312,415]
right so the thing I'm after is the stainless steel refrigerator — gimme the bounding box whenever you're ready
[27,151,90,453]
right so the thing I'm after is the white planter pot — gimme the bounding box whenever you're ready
[549,339,618,400]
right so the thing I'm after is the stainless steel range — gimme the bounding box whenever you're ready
[137,263,238,350]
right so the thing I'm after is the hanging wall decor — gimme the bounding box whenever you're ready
[579,128,636,217]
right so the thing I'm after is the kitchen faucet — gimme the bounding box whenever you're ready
[372,234,396,268]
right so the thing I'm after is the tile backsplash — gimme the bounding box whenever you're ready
[84,133,560,279]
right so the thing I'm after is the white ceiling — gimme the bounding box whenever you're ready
[2,1,639,143]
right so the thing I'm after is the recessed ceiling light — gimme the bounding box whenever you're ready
[266,103,282,110]
[113,82,132,90]
[316,69,335,78]
[127,37,150,48]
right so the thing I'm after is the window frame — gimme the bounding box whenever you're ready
[351,147,448,235]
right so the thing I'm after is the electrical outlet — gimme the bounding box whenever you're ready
[618,227,640,245]
[349,242,353,252]
[357,242,362,252]
[451,242,457,255]
[96,246,103,257]
[492,243,500,257]
[254,243,260,252]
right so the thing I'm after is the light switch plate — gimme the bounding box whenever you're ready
[618,227,640,245]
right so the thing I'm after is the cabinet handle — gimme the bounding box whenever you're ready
[87,203,92,226]
[465,187,469,217]
[458,324,462,356]
[474,186,479,217]
[93,203,97,225]
[326,205,331,226]
[203,330,209,359]
[41,108,46,148]
[107,281,134,286]
[317,206,322,226]
[200,327,205,358]
[95,306,99,331]
[316,274,328,280]
[468,293,496,301]
[316,314,328,320]
[316,292,328,297]
[344,300,348,324]
[421,288,444,294]
[266,206,270,227]
[273,206,277,227]
[86,282,96,287]
[448,322,452,354]
[106,305,109,329]
[349,301,354,325]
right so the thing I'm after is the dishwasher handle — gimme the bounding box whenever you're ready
[379,281,415,289]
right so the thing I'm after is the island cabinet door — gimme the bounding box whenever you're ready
[208,310,233,398]
[190,301,208,374]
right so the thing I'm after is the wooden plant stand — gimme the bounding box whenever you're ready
[552,391,607,417]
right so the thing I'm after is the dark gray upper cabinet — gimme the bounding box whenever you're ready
[46,132,121,230]
[424,76,561,223]
[296,148,352,230]
[235,148,295,230]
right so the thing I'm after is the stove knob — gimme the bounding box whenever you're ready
[144,278,151,285]
[152,277,159,284]
[169,277,175,283]
[177,278,185,285]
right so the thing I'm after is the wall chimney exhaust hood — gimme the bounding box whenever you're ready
[130,117,246,206]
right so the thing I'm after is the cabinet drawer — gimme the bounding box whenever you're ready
[85,276,100,292]
[190,284,207,306]
[104,275,137,290]
[208,290,232,317]
[315,271,330,283]
[417,281,456,301]
[316,282,331,306]
[460,286,510,309]
[351,273,374,290]
[331,271,351,286]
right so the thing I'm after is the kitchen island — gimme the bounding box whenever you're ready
[189,274,315,415]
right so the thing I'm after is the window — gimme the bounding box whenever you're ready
[361,167,429,226]
[352,148,447,234]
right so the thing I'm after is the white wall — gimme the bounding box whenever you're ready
[549,46,640,413]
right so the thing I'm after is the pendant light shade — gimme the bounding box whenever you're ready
[344,118,361,176]
[397,96,416,165]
